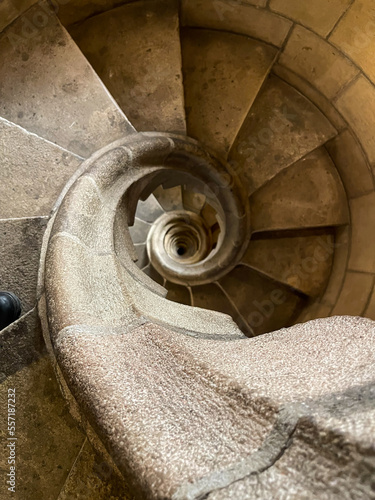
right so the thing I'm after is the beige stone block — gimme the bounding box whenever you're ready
[336,76,375,167]
[273,64,346,131]
[71,0,186,134]
[270,0,352,37]
[230,76,337,195]
[250,148,349,232]
[332,271,374,316]
[330,0,375,84]
[0,4,134,158]
[181,0,292,47]
[279,26,358,99]
[349,193,375,273]
[0,119,82,219]
[241,233,334,298]
[181,28,276,157]
[325,130,374,199]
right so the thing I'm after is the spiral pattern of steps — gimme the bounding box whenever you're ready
[1,1,375,498]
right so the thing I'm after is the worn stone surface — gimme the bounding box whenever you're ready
[330,0,375,84]
[273,64,347,132]
[0,217,48,314]
[0,3,134,158]
[0,0,37,33]
[191,282,253,336]
[332,271,374,316]
[250,148,349,232]
[181,28,276,157]
[58,439,134,500]
[55,317,375,498]
[230,76,337,195]
[364,285,375,320]
[181,0,292,47]
[319,226,350,308]
[57,0,134,26]
[0,308,45,379]
[208,403,375,499]
[0,357,85,500]
[71,0,186,134]
[348,193,375,273]
[335,76,375,167]
[326,130,374,199]
[55,323,276,499]
[45,235,136,336]
[165,281,191,306]
[279,25,358,100]
[241,232,335,297]
[270,0,352,37]
[0,118,82,219]
[218,265,303,336]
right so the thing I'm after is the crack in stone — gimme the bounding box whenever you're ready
[172,404,307,500]
[172,383,375,500]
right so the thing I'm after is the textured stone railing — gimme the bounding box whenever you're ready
[40,133,375,499]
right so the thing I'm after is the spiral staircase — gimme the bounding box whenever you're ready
[1,0,375,498]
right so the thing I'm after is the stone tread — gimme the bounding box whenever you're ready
[0,3,135,158]
[70,0,186,135]
[0,118,82,218]
[181,28,277,157]
[230,75,338,195]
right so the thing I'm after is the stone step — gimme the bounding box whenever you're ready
[192,282,254,336]
[69,0,186,134]
[0,3,134,158]
[241,232,335,298]
[250,148,349,233]
[218,265,303,336]
[164,280,191,307]
[57,439,132,500]
[181,28,277,158]
[0,118,82,219]
[230,75,337,195]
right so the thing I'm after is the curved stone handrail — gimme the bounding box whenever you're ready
[40,132,375,499]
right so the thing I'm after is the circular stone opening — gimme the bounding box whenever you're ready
[146,209,216,284]
[164,218,210,265]
[127,140,250,287]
